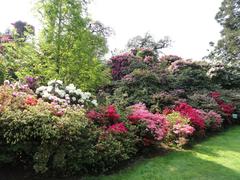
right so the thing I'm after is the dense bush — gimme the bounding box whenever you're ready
[169,60,213,91]
[0,84,137,176]
[207,64,240,89]
[127,103,168,147]
[165,111,195,147]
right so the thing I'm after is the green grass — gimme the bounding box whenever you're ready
[85,126,240,180]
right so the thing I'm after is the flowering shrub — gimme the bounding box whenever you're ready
[109,53,134,80]
[0,84,138,175]
[25,76,38,90]
[127,103,168,145]
[209,91,235,117]
[173,124,195,136]
[87,105,121,127]
[204,111,223,131]
[165,111,195,146]
[36,80,97,108]
[107,122,128,133]
[175,102,205,132]
[25,95,38,106]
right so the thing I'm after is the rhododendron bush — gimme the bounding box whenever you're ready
[175,102,206,132]
[165,111,195,146]
[127,103,168,146]
[0,83,138,175]
[209,91,235,117]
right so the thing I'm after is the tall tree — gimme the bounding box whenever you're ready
[209,0,240,65]
[35,0,110,90]
[127,33,171,58]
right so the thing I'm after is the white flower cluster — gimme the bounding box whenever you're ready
[206,65,224,79]
[36,80,98,107]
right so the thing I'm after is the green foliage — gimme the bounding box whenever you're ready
[207,64,240,89]
[187,91,220,113]
[208,0,240,65]
[169,61,214,91]
[109,68,174,109]
[0,62,5,84]
[35,0,110,90]
[0,0,111,91]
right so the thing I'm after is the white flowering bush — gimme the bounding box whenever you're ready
[36,80,98,108]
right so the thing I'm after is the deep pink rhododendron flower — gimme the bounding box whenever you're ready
[220,103,235,116]
[105,105,120,122]
[128,103,168,141]
[87,105,121,126]
[209,91,221,99]
[175,102,205,130]
[209,91,235,117]
[107,122,128,133]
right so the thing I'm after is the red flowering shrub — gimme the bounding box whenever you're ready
[107,122,128,133]
[127,103,168,144]
[175,102,205,132]
[87,105,121,126]
[209,91,235,117]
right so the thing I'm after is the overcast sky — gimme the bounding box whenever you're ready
[0,0,223,60]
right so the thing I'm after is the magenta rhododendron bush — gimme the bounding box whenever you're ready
[128,103,168,143]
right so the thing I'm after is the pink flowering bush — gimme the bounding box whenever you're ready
[127,103,168,146]
[166,111,195,146]
[109,53,135,80]
[204,111,223,131]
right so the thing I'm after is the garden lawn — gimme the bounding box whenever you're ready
[86,126,240,180]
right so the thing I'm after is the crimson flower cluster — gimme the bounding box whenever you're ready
[175,102,205,131]
[87,105,127,134]
[209,91,235,116]
[107,122,128,133]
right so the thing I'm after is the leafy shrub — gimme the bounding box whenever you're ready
[169,60,212,91]
[188,91,220,113]
[207,64,240,89]
[109,53,138,81]
[0,63,5,84]
[0,85,137,176]
[108,68,174,109]
[204,111,223,131]
[150,91,176,112]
